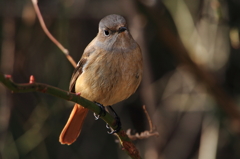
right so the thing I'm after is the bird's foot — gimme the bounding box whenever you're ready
[94,102,106,120]
[106,106,122,134]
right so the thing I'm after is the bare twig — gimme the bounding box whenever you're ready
[126,105,159,140]
[143,105,153,132]
[31,0,76,68]
[0,73,142,159]
[126,129,159,140]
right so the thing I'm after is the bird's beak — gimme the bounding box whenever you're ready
[118,27,127,33]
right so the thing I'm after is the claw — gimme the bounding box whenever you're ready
[106,106,122,134]
[94,113,100,120]
[94,102,106,120]
[107,116,121,134]
[106,123,110,129]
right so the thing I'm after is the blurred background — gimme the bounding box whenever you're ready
[1,0,240,158]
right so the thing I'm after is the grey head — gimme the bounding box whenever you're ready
[99,14,128,34]
[96,14,136,52]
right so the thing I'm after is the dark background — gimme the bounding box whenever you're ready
[1,0,240,159]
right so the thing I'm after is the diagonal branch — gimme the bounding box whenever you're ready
[31,0,76,68]
[0,73,142,159]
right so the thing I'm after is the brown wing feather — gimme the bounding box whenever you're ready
[69,58,86,92]
[69,47,96,92]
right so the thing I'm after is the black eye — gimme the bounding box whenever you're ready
[104,30,110,36]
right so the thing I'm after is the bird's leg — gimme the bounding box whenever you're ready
[94,102,106,120]
[106,106,121,134]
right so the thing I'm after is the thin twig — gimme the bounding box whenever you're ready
[126,106,159,140]
[31,0,76,68]
[126,129,159,140]
[143,105,153,132]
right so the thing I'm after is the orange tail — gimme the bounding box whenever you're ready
[59,104,89,145]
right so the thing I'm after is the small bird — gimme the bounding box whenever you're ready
[59,14,143,145]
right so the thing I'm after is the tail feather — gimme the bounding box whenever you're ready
[59,104,89,145]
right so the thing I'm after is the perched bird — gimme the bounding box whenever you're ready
[59,14,143,145]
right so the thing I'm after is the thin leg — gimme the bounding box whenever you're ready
[94,102,106,120]
[106,106,122,134]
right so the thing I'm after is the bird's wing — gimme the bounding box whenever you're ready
[69,46,96,92]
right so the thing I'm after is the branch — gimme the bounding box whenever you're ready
[0,73,142,159]
[126,105,159,140]
[143,105,154,132]
[31,0,76,68]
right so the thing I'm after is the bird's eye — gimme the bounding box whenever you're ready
[104,30,110,36]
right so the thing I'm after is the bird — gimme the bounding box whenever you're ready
[59,14,143,145]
